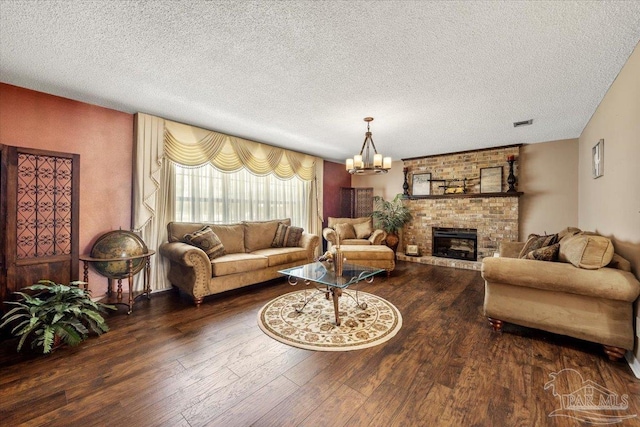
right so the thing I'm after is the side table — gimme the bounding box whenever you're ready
[79,250,155,314]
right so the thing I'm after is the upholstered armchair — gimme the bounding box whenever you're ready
[322,216,387,249]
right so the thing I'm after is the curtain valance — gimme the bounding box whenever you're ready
[163,119,316,181]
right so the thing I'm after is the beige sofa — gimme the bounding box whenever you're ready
[482,230,640,361]
[159,219,319,305]
[322,216,386,249]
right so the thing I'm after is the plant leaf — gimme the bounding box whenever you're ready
[42,326,55,353]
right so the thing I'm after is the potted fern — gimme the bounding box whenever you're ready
[0,280,116,354]
[372,194,413,253]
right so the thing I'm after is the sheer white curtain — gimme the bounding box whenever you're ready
[174,164,310,227]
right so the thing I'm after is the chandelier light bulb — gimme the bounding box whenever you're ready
[345,158,354,171]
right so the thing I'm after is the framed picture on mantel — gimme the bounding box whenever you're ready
[480,167,502,193]
[412,172,431,196]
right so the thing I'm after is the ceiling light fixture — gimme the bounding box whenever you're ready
[346,117,392,175]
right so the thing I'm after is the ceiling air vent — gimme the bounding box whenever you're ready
[513,119,533,128]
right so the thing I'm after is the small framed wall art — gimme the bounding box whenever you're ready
[480,166,503,193]
[412,172,431,196]
[592,139,604,179]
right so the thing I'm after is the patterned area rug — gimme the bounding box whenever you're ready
[257,289,402,351]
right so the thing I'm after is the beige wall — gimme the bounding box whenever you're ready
[351,160,406,246]
[577,42,639,366]
[351,160,405,200]
[578,43,640,275]
[519,139,579,239]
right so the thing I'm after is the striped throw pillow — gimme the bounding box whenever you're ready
[272,223,304,248]
[183,226,225,260]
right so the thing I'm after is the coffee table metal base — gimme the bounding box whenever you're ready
[286,275,372,326]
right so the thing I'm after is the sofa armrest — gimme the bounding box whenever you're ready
[482,257,640,302]
[159,241,212,279]
[323,228,337,245]
[499,241,525,258]
[299,232,320,261]
[369,229,387,245]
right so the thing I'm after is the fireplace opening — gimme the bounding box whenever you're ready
[432,227,478,261]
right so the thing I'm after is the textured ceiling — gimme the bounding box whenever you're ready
[1,1,639,162]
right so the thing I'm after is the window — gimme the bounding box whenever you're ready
[174,164,309,226]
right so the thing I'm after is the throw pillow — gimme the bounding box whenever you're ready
[271,223,304,248]
[559,233,614,269]
[518,233,559,259]
[334,223,356,241]
[284,226,303,247]
[353,221,373,239]
[557,226,581,242]
[209,223,244,254]
[244,219,289,252]
[183,226,225,260]
[271,222,288,248]
[522,243,559,261]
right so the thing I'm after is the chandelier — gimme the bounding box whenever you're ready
[346,117,392,175]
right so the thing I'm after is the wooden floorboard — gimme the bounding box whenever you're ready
[0,261,638,426]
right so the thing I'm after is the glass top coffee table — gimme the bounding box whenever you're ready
[278,262,384,326]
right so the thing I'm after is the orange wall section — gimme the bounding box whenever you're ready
[0,83,134,292]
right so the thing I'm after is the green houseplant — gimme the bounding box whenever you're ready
[372,194,413,252]
[0,280,115,354]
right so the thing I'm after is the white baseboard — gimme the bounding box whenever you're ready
[626,351,640,379]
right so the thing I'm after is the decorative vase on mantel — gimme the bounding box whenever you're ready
[507,155,518,192]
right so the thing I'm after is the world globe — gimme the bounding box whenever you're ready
[90,230,149,279]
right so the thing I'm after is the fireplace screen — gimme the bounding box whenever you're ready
[432,228,478,261]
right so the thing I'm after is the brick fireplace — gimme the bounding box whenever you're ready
[398,145,521,270]
[401,194,519,265]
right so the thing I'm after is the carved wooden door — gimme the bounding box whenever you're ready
[0,145,79,308]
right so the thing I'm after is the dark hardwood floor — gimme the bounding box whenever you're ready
[1,261,638,427]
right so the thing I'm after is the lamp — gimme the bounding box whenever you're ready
[346,117,392,175]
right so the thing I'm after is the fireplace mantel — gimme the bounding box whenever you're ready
[408,191,523,200]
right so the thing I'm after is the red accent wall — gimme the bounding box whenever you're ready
[0,83,134,292]
[322,161,351,249]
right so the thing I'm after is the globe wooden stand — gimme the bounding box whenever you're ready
[79,250,155,314]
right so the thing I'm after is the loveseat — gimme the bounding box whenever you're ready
[322,216,386,249]
[159,219,319,305]
[482,227,640,361]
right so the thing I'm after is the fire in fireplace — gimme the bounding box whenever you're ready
[432,227,478,261]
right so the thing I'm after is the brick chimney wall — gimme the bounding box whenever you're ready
[402,145,521,261]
